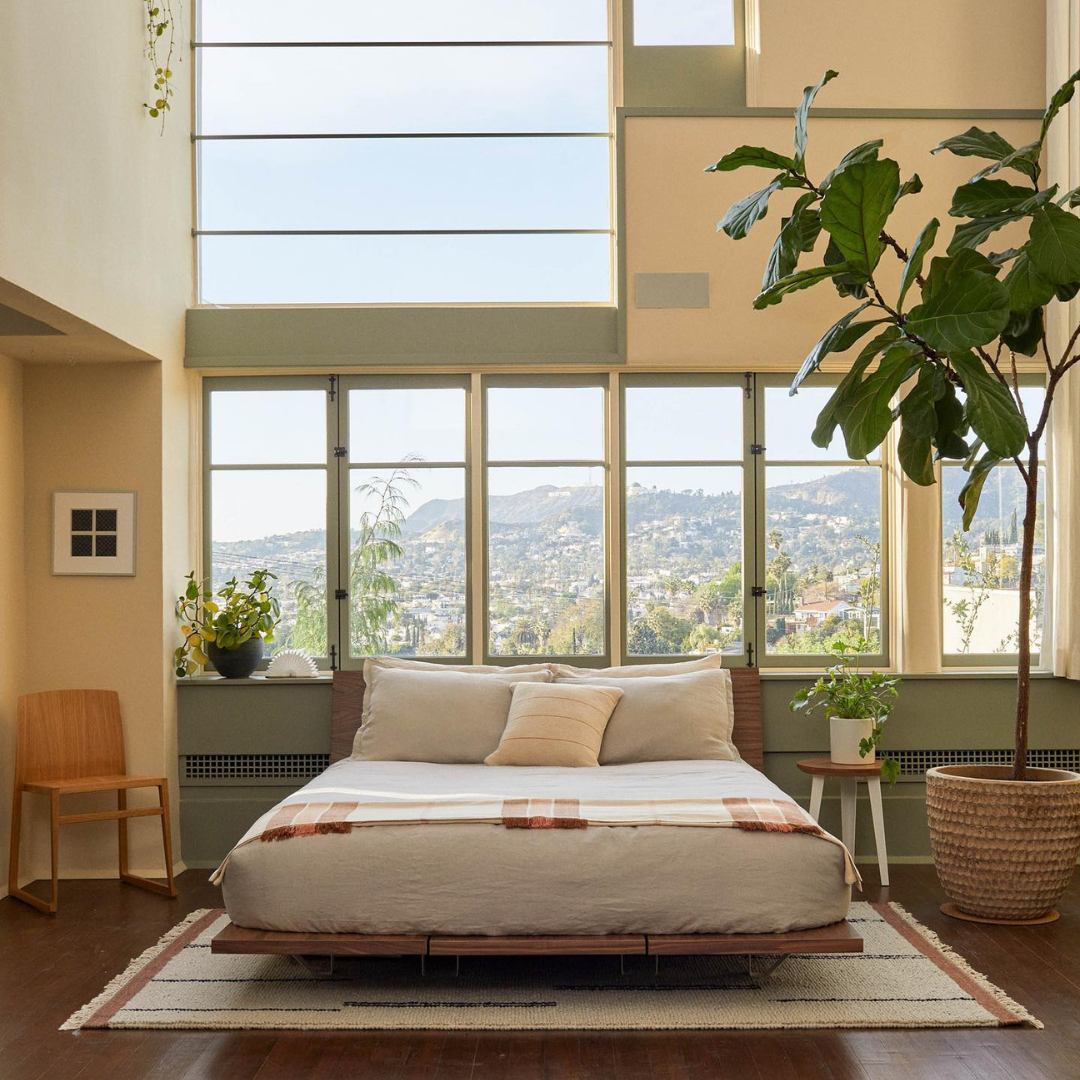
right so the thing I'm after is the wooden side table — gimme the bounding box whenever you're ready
[796,757,889,887]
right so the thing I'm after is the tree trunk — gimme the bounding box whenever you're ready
[1012,445,1041,782]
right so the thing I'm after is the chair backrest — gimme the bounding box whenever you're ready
[14,690,125,785]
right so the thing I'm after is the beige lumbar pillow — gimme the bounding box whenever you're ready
[355,667,552,763]
[484,682,624,767]
[555,667,736,764]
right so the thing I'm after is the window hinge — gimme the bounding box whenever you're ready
[334,446,347,458]
[751,586,766,598]
[329,645,338,671]
[334,588,348,600]
[750,443,765,455]
[743,372,753,399]
[746,642,755,668]
[328,374,337,402]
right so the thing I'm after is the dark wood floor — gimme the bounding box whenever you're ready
[2,867,1079,1079]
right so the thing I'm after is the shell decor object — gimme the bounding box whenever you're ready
[266,649,319,679]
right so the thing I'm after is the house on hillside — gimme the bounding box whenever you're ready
[791,598,857,631]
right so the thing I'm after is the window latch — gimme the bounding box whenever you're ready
[334,446,347,458]
[334,588,348,600]
[751,586,766,597]
[750,443,765,455]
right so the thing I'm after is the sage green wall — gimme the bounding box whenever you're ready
[178,675,1080,868]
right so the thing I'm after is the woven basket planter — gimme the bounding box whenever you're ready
[926,765,1080,922]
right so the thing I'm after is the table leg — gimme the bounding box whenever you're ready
[840,778,857,859]
[808,775,824,823]
[867,775,889,887]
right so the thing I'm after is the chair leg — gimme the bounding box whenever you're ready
[118,788,129,877]
[8,786,22,899]
[158,781,177,898]
[48,792,60,914]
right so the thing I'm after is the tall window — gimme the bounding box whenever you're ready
[623,378,746,657]
[195,2,613,304]
[762,383,886,661]
[485,381,607,658]
[206,383,331,658]
[942,383,1046,664]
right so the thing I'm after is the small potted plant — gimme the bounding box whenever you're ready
[174,569,280,679]
[790,640,901,783]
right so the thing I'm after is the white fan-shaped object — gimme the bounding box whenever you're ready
[266,649,319,679]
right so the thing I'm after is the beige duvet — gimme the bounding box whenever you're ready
[219,758,851,936]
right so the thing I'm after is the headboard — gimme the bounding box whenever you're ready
[330,666,763,769]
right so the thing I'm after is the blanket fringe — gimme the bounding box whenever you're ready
[735,820,821,834]
[261,821,354,842]
[504,816,589,830]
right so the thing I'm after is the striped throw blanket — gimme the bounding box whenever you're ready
[237,794,858,886]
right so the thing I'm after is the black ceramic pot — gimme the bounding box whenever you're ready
[207,637,263,679]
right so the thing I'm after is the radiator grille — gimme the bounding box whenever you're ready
[184,753,330,781]
[893,748,1080,777]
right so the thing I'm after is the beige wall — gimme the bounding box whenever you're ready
[751,1,1045,110]
[624,116,1041,367]
[0,1,191,364]
[0,354,25,890]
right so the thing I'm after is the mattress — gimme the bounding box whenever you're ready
[220,758,851,936]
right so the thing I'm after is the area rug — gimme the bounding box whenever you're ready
[62,903,1040,1031]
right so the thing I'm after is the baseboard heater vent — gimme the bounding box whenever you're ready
[184,753,330,781]
[894,748,1080,778]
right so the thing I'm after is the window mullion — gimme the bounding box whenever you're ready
[469,373,486,663]
[608,371,623,662]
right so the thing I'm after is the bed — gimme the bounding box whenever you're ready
[212,667,861,959]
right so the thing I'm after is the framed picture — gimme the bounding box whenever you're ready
[52,492,137,576]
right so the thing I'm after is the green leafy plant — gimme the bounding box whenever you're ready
[174,569,280,677]
[143,0,180,132]
[790,639,901,782]
[712,67,1080,781]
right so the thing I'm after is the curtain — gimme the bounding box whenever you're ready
[1048,0,1080,677]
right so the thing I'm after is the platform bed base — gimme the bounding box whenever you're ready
[211,919,862,960]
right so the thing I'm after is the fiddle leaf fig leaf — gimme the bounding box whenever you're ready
[958,452,1004,530]
[840,346,918,459]
[1040,67,1080,145]
[761,193,818,293]
[820,159,901,276]
[898,218,939,311]
[899,363,946,439]
[1027,203,1080,285]
[705,145,800,174]
[1001,306,1044,357]
[905,269,1010,352]
[789,304,883,391]
[895,174,924,204]
[754,262,859,309]
[969,142,1041,184]
[1003,252,1056,313]
[718,176,784,239]
[820,139,883,191]
[932,127,1017,161]
[794,70,839,165]
[951,351,1028,457]
[949,179,1056,219]
[946,214,1025,256]
[898,424,937,486]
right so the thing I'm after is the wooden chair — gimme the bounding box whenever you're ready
[8,690,176,914]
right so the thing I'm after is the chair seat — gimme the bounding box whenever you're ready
[22,774,167,795]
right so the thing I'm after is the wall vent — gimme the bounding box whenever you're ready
[894,748,1080,778]
[184,753,330,781]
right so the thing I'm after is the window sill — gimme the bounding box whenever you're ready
[178,674,333,686]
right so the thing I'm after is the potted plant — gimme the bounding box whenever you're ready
[712,68,1080,923]
[790,640,900,781]
[174,569,280,680]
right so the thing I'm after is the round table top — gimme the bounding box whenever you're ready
[796,756,883,777]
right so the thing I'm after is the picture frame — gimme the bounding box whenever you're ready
[52,491,137,576]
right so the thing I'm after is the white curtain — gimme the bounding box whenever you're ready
[1048,0,1080,677]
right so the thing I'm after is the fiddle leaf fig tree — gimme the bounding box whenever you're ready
[710,68,1080,781]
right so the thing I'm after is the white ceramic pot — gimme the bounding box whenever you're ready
[829,717,875,765]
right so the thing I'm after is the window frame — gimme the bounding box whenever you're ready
[202,374,340,669]
[753,372,891,671]
[940,373,1049,670]
[192,3,618,307]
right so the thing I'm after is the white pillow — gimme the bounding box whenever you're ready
[554,667,737,764]
[549,653,725,680]
[354,666,552,763]
[359,656,551,729]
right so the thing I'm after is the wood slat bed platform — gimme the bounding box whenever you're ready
[212,921,863,957]
[215,666,859,960]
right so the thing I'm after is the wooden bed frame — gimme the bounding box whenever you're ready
[212,667,861,962]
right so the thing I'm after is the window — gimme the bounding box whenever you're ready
[205,382,332,659]
[623,378,746,658]
[202,373,897,670]
[633,0,736,46]
[485,381,607,658]
[762,382,886,663]
[195,2,613,304]
[942,383,1046,664]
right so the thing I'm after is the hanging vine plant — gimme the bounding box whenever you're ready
[143,0,181,132]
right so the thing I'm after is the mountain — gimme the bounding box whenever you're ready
[402,484,603,534]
